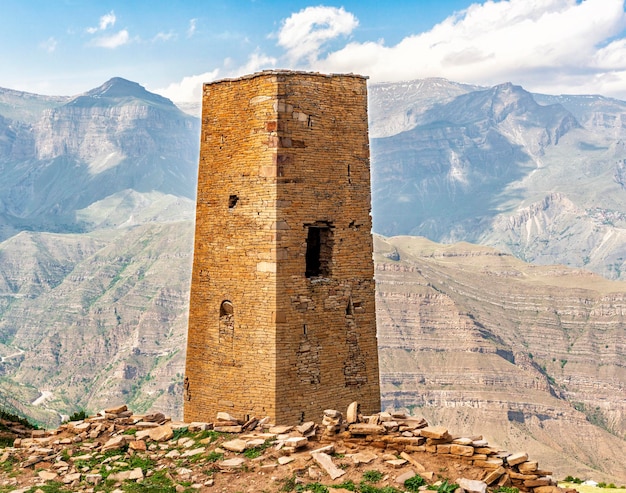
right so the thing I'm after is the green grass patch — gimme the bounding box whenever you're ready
[331,480,356,491]
[295,483,328,493]
[25,482,72,493]
[427,480,459,493]
[362,470,384,483]
[243,439,275,459]
[405,474,426,492]
[206,451,224,462]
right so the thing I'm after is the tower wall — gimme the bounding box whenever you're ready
[185,71,380,424]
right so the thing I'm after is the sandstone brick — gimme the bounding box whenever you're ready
[450,444,474,456]
[484,467,507,484]
[507,452,528,466]
[518,460,538,473]
[420,426,450,439]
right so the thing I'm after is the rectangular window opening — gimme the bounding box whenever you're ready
[305,225,333,278]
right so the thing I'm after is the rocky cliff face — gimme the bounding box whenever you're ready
[375,235,626,482]
[369,79,626,280]
[0,78,199,240]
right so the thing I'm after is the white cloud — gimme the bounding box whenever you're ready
[92,30,130,49]
[153,31,175,42]
[153,51,277,102]
[87,11,116,33]
[187,18,197,38]
[40,37,57,53]
[289,0,626,98]
[276,6,358,65]
[153,70,220,102]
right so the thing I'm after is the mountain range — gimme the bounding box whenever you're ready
[0,76,624,482]
[369,78,626,280]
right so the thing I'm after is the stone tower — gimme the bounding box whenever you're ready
[184,70,380,424]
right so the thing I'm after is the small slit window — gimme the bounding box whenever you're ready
[228,195,238,209]
[305,224,333,278]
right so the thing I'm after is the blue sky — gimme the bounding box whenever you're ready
[2,0,626,101]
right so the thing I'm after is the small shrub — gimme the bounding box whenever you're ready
[206,451,224,462]
[243,439,274,458]
[331,480,356,491]
[494,487,519,493]
[362,470,384,483]
[171,426,189,441]
[405,474,426,492]
[67,409,88,422]
[281,476,297,492]
[295,483,329,493]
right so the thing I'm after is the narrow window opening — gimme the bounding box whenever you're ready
[228,195,239,209]
[346,298,354,316]
[305,225,333,278]
[303,324,308,336]
[219,300,234,342]
[347,164,351,184]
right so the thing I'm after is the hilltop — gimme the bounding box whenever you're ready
[0,403,574,493]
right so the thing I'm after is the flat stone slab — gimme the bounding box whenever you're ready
[311,452,345,480]
[284,436,308,449]
[348,423,385,435]
[181,447,205,457]
[507,452,529,466]
[420,426,449,439]
[222,439,249,453]
[385,458,407,468]
[457,478,488,493]
[220,457,246,468]
[268,425,293,434]
[350,452,377,464]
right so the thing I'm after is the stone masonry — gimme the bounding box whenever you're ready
[184,70,381,424]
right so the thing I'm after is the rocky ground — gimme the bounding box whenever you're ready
[0,403,577,493]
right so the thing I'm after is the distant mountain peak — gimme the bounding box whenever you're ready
[86,77,148,98]
[69,77,174,108]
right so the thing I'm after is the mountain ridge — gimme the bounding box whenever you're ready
[0,75,625,482]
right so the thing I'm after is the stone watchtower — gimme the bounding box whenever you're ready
[184,70,380,424]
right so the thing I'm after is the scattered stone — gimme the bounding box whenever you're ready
[219,457,245,469]
[507,452,529,466]
[348,423,384,435]
[222,439,249,453]
[284,436,308,449]
[296,421,316,435]
[101,436,127,452]
[181,448,205,457]
[395,470,417,485]
[399,451,427,472]
[457,478,488,493]
[350,451,377,464]
[37,471,57,481]
[269,425,293,434]
[484,466,507,484]
[104,404,128,414]
[420,426,451,440]
[385,458,407,468]
[278,456,295,465]
[214,425,242,433]
[148,424,174,442]
[346,402,359,424]
[311,452,345,480]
